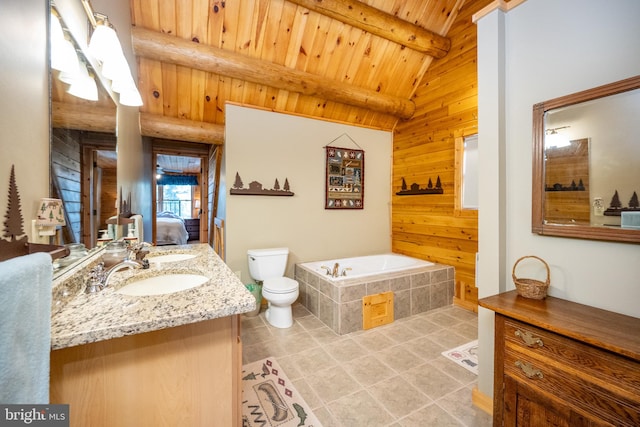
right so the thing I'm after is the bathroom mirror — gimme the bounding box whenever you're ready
[532,75,640,243]
[50,3,118,279]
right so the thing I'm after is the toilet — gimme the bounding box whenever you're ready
[247,247,299,328]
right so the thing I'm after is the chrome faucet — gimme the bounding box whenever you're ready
[85,248,150,293]
[104,260,146,286]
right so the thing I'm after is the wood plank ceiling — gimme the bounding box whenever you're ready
[128,0,467,140]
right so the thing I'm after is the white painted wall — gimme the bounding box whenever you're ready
[0,0,49,242]
[477,0,640,398]
[225,104,392,283]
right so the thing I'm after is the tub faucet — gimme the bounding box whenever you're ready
[320,265,331,275]
[332,262,340,278]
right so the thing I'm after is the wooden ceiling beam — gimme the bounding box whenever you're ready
[131,27,416,120]
[140,113,224,145]
[52,102,116,133]
[287,0,451,58]
[52,102,224,145]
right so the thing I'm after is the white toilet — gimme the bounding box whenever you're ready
[247,247,299,328]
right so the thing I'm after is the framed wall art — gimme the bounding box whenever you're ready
[325,146,364,209]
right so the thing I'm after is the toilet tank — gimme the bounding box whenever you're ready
[247,247,289,281]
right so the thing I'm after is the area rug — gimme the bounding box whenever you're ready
[242,357,323,427]
[441,340,478,375]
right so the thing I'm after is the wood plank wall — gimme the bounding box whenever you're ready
[51,129,82,243]
[392,0,493,312]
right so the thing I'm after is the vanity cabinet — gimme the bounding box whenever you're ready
[50,315,242,427]
[479,291,640,427]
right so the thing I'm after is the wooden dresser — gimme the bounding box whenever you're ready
[479,291,640,427]
[184,218,200,242]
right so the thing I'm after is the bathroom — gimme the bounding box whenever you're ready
[2,0,640,425]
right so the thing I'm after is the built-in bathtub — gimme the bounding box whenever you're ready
[295,253,454,335]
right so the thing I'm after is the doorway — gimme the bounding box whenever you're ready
[152,141,209,246]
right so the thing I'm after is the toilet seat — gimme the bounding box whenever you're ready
[263,277,298,294]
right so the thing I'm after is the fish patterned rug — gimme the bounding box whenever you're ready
[242,357,322,427]
[441,340,479,375]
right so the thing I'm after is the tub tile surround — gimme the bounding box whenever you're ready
[295,263,455,335]
[50,243,254,349]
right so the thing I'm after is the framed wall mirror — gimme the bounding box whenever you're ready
[532,75,640,243]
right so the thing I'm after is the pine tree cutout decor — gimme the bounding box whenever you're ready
[3,165,25,241]
[0,165,68,262]
[0,165,29,260]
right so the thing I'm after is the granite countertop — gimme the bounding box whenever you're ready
[50,243,255,350]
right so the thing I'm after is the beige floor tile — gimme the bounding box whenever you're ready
[342,353,395,387]
[377,344,426,374]
[402,335,447,361]
[327,389,395,427]
[305,365,361,403]
[436,385,493,427]
[402,362,463,400]
[242,303,491,426]
[325,337,367,363]
[350,330,395,352]
[399,403,464,426]
[367,375,432,418]
[289,346,338,374]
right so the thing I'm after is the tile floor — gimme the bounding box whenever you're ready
[241,303,493,427]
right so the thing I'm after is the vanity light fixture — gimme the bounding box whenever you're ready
[50,12,79,76]
[66,59,99,101]
[81,1,143,107]
[545,126,571,148]
[51,10,99,102]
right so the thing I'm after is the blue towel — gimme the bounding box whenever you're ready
[0,252,52,404]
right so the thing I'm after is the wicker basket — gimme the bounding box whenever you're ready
[512,255,550,300]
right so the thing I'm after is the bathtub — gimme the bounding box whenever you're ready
[295,253,453,335]
[299,253,434,281]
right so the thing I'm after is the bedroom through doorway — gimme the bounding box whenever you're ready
[154,150,207,246]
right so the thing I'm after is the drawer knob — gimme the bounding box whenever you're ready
[515,329,544,347]
[515,360,544,379]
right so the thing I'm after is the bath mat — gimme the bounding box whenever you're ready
[242,357,322,427]
[441,340,478,375]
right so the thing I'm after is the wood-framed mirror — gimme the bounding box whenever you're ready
[532,75,640,243]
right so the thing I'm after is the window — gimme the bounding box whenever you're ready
[462,134,479,209]
[157,184,193,218]
[455,134,479,216]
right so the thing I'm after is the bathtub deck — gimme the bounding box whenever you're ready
[294,263,454,334]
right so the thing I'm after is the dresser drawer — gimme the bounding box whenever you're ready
[503,318,640,396]
[504,347,640,427]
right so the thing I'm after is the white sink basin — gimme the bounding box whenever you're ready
[116,274,208,296]
[147,253,196,264]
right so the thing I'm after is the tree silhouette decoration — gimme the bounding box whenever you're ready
[610,190,622,209]
[233,172,244,189]
[3,165,25,241]
[396,176,444,195]
[0,164,31,261]
[629,191,639,209]
[229,172,294,196]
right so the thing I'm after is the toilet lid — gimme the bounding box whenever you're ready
[263,277,298,293]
